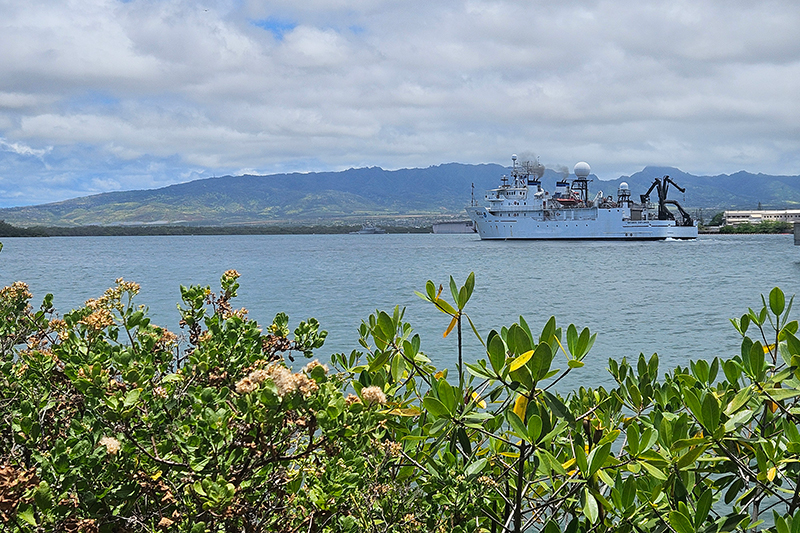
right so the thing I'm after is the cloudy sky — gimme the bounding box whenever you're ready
[1,0,799,207]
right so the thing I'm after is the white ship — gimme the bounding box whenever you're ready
[466,155,698,240]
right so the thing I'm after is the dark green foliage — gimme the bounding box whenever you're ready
[708,211,725,226]
[0,221,47,237]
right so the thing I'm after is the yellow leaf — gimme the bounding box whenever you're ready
[764,343,776,353]
[386,407,422,417]
[443,315,458,338]
[768,466,777,482]
[471,391,487,409]
[151,470,162,481]
[500,451,520,458]
[509,350,534,372]
[562,458,576,470]
[437,284,443,299]
[513,394,528,420]
[554,335,568,356]
[434,371,445,380]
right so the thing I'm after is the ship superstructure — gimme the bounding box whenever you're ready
[466,155,698,240]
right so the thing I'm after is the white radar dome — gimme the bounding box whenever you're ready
[574,161,591,178]
[619,182,629,190]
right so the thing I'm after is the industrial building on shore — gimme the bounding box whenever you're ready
[724,209,800,225]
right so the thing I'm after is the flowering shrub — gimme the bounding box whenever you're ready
[0,272,407,532]
[4,264,800,532]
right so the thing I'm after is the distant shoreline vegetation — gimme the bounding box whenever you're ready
[0,220,432,237]
[2,219,794,237]
[718,220,793,234]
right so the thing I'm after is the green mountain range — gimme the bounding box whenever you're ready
[1,163,799,227]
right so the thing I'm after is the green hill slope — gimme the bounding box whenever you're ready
[1,163,799,227]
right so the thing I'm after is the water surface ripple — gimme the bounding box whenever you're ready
[2,234,799,391]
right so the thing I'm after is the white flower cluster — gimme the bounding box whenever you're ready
[235,363,319,399]
[361,385,387,406]
[99,436,121,455]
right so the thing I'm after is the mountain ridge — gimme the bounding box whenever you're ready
[2,163,799,227]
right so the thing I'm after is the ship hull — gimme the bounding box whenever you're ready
[466,206,698,240]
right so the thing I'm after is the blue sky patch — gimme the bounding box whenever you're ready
[251,18,297,40]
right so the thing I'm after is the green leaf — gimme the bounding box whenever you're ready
[583,488,599,524]
[423,396,451,419]
[764,388,800,401]
[124,388,141,408]
[725,386,753,415]
[377,311,395,340]
[543,520,560,533]
[676,443,709,470]
[626,424,640,456]
[434,298,458,316]
[33,481,53,511]
[770,287,786,316]
[568,359,584,369]
[457,427,472,456]
[512,324,532,355]
[390,353,405,382]
[723,410,754,433]
[682,388,703,425]
[368,350,392,372]
[17,503,36,526]
[701,393,720,429]
[783,330,800,355]
[695,488,712,530]
[506,410,530,442]
[437,379,457,413]
[465,362,495,380]
[540,316,557,345]
[723,359,742,384]
[669,510,694,533]
[536,449,567,475]
[638,460,667,481]
[576,328,594,359]
[464,272,475,303]
[509,365,533,392]
[567,324,578,356]
[542,390,574,424]
[529,342,553,382]
[425,280,436,300]
[574,441,588,475]
[588,442,611,476]
[465,457,488,477]
[527,414,543,442]
[488,334,506,374]
[449,276,459,306]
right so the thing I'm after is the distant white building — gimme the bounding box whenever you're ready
[725,209,800,225]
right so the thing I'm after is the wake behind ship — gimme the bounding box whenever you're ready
[466,156,698,240]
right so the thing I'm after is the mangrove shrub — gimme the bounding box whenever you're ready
[3,268,800,532]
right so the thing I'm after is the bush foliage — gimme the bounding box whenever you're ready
[3,266,800,532]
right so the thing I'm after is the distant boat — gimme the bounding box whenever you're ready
[350,225,386,234]
[432,221,476,234]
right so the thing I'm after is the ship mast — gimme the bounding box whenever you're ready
[572,162,592,203]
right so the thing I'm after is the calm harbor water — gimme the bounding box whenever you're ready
[1,233,799,391]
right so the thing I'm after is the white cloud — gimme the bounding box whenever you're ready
[0,0,799,206]
[0,137,51,158]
